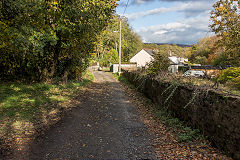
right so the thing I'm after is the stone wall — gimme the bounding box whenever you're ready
[123,70,240,159]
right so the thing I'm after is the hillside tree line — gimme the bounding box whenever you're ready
[188,0,239,66]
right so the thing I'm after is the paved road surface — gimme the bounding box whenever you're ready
[29,71,156,159]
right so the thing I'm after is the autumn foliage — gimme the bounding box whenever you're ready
[187,0,239,66]
[0,0,117,81]
[218,67,240,88]
[95,16,143,67]
[210,0,240,66]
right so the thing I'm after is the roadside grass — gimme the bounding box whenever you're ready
[0,71,94,149]
[156,109,205,143]
[115,73,206,143]
[113,73,135,89]
[102,67,110,72]
[113,73,128,83]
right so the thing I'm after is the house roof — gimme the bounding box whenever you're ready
[130,49,155,62]
[169,56,179,64]
[169,56,188,64]
[143,49,155,56]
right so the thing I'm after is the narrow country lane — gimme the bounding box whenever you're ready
[29,71,156,159]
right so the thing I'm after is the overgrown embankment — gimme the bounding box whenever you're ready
[0,72,94,159]
[123,70,240,159]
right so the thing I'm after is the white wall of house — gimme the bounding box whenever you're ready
[169,56,188,64]
[168,56,188,73]
[168,65,179,73]
[130,49,154,67]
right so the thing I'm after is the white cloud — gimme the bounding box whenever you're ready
[132,0,215,5]
[133,0,153,4]
[120,0,217,44]
[154,30,168,35]
[126,1,213,20]
[137,16,213,44]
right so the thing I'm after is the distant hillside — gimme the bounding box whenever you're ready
[143,43,188,57]
[144,43,192,48]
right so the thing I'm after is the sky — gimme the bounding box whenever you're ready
[116,0,217,45]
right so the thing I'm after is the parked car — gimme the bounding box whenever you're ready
[182,70,206,77]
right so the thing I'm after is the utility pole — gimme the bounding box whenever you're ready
[119,19,122,74]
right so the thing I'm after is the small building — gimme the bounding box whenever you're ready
[88,62,100,71]
[130,49,189,73]
[110,63,137,73]
[168,56,188,73]
[130,49,155,67]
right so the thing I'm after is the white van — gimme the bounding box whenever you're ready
[182,70,205,77]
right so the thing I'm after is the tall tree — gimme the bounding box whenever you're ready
[188,36,220,65]
[0,0,117,81]
[210,0,240,66]
[96,15,143,66]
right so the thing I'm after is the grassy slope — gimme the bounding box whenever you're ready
[0,71,94,153]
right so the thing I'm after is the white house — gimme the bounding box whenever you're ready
[130,49,188,73]
[168,56,188,73]
[130,49,155,67]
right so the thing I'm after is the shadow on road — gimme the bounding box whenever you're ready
[28,71,156,159]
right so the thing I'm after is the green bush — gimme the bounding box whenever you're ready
[147,53,170,76]
[0,0,117,82]
[98,49,119,67]
[218,67,240,88]
[234,76,240,88]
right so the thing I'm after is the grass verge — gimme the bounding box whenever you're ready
[0,71,94,156]
[156,108,205,143]
[113,73,135,89]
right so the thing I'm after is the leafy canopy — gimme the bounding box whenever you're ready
[210,0,240,66]
[0,0,117,81]
[95,15,143,67]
